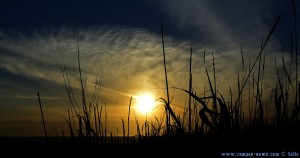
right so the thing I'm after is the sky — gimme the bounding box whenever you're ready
[0,0,299,136]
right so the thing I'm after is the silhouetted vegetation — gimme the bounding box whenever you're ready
[32,1,300,155]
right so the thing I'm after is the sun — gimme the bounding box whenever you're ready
[136,93,156,115]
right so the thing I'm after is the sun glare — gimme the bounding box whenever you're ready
[136,93,156,115]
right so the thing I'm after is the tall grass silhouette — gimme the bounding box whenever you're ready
[36,1,300,148]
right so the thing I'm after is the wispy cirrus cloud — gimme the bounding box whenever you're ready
[0,0,297,124]
[0,27,194,121]
[154,0,297,96]
[0,25,291,110]
[158,0,290,47]
[1,0,299,136]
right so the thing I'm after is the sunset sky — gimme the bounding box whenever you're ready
[0,0,299,136]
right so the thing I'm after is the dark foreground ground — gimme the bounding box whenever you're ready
[0,134,299,157]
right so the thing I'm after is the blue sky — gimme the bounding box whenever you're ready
[0,0,299,136]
